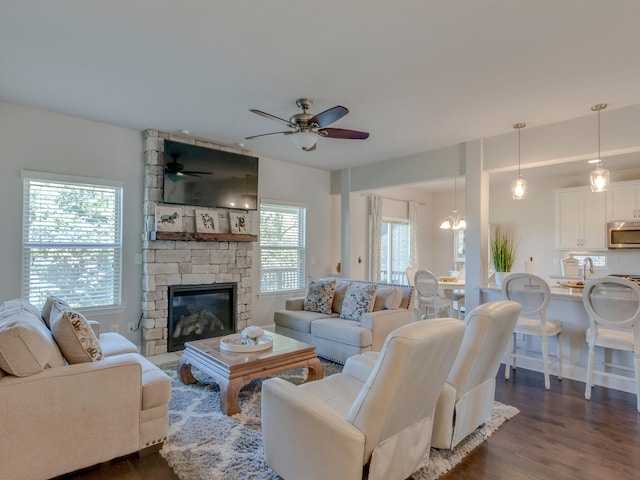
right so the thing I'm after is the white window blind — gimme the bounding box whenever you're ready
[22,172,123,308]
[260,202,306,293]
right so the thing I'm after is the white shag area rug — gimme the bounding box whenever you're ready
[160,361,518,480]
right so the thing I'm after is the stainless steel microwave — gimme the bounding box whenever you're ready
[607,221,640,249]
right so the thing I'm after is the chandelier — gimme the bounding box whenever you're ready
[440,177,466,230]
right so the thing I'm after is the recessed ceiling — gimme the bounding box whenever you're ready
[1,2,639,171]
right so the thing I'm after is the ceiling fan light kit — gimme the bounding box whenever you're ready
[247,98,369,151]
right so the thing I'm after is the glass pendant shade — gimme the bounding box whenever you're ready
[590,162,610,192]
[440,218,452,229]
[289,131,317,150]
[511,175,527,199]
[589,104,608,192]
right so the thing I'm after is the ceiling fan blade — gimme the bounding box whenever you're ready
[304,143,317,152]
[245,130,293,140]
[249,109,297,129]
[310,106,349,128]
[319,128,369,140]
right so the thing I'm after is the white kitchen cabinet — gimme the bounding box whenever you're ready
[606,181,640,220]
[555,187,606,249]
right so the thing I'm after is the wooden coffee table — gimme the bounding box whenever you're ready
[177,332,324,415]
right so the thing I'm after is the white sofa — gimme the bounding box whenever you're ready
[274,278,415,363]
[0,298,171,480]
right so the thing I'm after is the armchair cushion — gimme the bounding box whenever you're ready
[0,307,65,376]
[340,283,377,320]
[304,278,336,314]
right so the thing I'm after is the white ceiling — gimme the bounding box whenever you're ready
[2,1,640,172]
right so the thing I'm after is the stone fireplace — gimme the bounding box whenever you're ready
[141,130,254,356]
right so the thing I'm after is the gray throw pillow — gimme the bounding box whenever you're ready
[304,278,337,314]
[340,283,378,320]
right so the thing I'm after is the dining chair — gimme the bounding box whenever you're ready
[414,269,453,319]
[502,273,563,389]
[405,266,416,286]
[582,276,640,412]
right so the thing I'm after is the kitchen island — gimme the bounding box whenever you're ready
[480,282,636,394]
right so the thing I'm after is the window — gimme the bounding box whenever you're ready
[260,202,306,293]
[380,219,409,284]
[22,171,123,308]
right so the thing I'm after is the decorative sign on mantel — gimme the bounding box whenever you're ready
[155,206,184,232]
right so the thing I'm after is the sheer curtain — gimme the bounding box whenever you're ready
[370,195,383,282]
[409,201,419,269]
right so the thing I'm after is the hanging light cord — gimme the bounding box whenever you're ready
[597,107,601,161]
[517,127,521,175]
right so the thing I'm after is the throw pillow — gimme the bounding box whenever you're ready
[340,283,378,321]
[332,280,351,313]
[304,278,337,315]
[373,286,403,311]
[42,296,71,329]
[50,309,103,364]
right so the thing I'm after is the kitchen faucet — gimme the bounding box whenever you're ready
[582,257,594,283]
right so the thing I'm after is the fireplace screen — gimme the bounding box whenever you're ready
[168,283,237,352]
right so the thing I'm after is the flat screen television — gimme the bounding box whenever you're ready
[163,139,259,210]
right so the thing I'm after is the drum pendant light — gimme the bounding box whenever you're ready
[511,123,527,200]
[589,104,609,192]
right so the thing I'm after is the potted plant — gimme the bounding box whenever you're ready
[491,225,517,286]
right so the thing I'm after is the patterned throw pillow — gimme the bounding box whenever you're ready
[340,283,378,320]
[304,278,337,314]
[50,309,103,364]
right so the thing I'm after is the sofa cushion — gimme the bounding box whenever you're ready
[0,307,65,376]
[274,309,335,333]
[373,286,403,311]
[41,296,71,328]
[99,332,140,357]
[332,280,351,313]
[311,318,373,348]
[304,278,336,314]
[0,298,43,319]
[50,309,103,364]
[340,283,377,321]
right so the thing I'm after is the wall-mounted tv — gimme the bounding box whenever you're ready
[163,139,259,210]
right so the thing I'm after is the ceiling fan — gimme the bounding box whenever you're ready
[164,153,211,181]
[246,98,369,151]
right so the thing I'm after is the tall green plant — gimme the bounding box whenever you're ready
[491,226,517,272]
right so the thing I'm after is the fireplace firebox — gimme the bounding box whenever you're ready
[167,283,237,352]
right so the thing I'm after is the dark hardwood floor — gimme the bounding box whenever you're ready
[58,366,639,480]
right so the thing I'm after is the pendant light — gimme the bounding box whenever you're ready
[440,177,466,230]
[511,123,527,200]
[589,103,609,192]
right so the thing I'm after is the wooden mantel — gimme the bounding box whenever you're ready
[150,231,258,242]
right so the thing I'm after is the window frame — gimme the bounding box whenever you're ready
[21,170,124,309]
[259,200,307,294]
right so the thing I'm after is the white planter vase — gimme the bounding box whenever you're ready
[494,271,509,287]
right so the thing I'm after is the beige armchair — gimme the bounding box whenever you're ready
[431,301,521,449]
[261,317,465,480]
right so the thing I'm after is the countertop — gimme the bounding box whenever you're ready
[480,283,584,300]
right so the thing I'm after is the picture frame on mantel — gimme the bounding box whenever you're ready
[195,209,220,233]
[229,212,251,234]
[155,205,184,232]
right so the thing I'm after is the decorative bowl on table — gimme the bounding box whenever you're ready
[220,333,273,352]
[557,280,585,289]
[439,276,458,283]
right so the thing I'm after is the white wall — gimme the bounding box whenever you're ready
[0,100,335,338]
[0,100,144,339]
[252,156,334,327]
